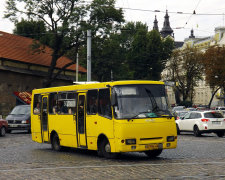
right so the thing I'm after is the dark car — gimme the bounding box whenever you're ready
[6,105,31,133]
[0,118,8,136]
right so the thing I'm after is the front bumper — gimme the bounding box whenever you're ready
[8,124,30,131]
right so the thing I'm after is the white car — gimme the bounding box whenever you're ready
[176,111,225,137]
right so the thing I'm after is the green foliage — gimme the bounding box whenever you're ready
[5,0,124,87]
[125,23,173,80]
[5,1,174,84]
[179,101,192,107]
[166,47,204,103]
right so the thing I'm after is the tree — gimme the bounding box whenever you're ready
[125,22,173,80]
[5,0,124,87]
[202,46,225,108]
[14,19,46,40]
[165,47,204,104]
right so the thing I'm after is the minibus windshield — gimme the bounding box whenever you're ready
[112,84,171,119]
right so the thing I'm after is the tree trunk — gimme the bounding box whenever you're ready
[208,87,221,108]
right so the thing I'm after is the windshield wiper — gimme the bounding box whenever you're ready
[145,88,160,113]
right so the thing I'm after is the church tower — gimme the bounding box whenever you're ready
[153,15,159,32]
[160,10,174,38]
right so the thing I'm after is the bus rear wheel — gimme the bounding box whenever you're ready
[98,138,118,159]
[51,133,61,151]
[145,149,163,158]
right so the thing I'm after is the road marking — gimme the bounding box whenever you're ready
[0,161,225,172]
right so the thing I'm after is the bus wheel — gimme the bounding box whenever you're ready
[99,138,117,159]
[145,149,163,158]
[51,133,61,151]
[0,127,6,137]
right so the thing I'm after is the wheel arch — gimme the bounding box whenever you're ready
[97,133,108,150]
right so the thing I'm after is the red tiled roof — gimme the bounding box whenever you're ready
[0,31,86,73]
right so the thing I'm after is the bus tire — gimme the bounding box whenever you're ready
[0,127,6,137]
[51,133,61,151]
[98,138,117,159]
[145,149,163,158]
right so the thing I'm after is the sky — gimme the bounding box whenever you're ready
[1,0,225,41]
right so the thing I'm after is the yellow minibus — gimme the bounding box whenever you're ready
[31,80,177,158]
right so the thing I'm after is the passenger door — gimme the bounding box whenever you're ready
[77,93,87,147]
[41,96,49,142]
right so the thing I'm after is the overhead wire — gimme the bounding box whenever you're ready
[184,0,202,27]
[115,7,224,16]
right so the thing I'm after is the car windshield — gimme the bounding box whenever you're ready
[204,112,223,118]
[112,84,171,119]
[177,111,188,117]
[10,106,30,115]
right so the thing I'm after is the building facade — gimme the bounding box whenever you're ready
[0,31,86,116]
[162,27,225,107]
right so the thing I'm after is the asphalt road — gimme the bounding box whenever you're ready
[0,131,225,180]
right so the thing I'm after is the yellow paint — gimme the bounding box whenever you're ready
[31,80,177,153]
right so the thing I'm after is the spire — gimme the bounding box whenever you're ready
[153,15,159,32]
[160,10,174,38]
[189,29,195,38]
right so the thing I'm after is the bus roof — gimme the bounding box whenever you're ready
[32,80,165,94]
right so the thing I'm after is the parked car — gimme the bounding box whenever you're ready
[186,107,197,111]
[172,106,185,113]
[6,105,31,133]
[174,111,188,120]
[0,118,8,137]
[176,111,225,137]
[215,107,225,116]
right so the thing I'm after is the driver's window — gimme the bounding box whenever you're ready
[183,113,191,119]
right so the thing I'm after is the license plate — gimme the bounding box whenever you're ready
[212,121,221,125]
[9,124,18,127]
[145,143,162,150]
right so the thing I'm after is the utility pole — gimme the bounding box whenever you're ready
[87,30,91,82]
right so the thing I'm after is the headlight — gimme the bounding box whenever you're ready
[167,136,175,142]
[125,139,136,145]
[21,120,29,124]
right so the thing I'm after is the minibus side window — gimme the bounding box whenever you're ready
[87,90,98,115]
[33,94,41,114]
[98,89,112,119]
[57,92,76,115]
[49,93,57,114]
